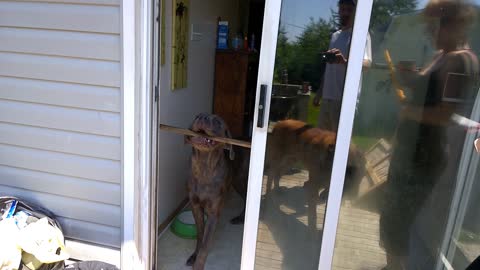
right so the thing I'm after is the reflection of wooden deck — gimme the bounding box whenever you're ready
[332,205,386,270]
[255,170,386,270]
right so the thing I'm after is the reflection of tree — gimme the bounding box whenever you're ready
[371,0,418,30]
[330,0,418,31]
[274,1,417,92]
[273,26,294,84]
[274,18,334,91]
[369,0,418,52]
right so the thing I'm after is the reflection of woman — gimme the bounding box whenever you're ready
[476,138,480,152]
[380,1,479,269]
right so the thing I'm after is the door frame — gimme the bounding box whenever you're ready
[145,0,376,269]
[133,0,480,268]
[436,94,480,270]
[121,0,157,269]
[241,0,374,269]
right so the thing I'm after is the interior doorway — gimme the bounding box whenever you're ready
[154,0,264,269]
[152,0,371,269]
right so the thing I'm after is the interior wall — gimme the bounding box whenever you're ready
[157,0,240,225]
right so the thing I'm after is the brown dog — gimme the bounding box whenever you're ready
[229,120,365,227]
[184,113,234,270]
[265,119,365,229]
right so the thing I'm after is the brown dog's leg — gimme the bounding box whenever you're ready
[305,167,322,234]
[266,171,274,193]
[231,147,249,224]
[187,204,205,266]
[266,158,291,194]
[306,185,319,234]
[266,162,282,194]
[307,167,332,234]
[230,182,246,224]
[230,181,246,224]
[193,210,219,270]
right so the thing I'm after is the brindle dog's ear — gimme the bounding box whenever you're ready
[225,127,235,160]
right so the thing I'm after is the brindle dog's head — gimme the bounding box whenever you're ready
[185,113,234,159]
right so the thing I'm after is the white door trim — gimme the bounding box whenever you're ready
[137,0,156,268]
[150,0,161,269]
[120,0,137,267]
[121,0,156,269]
[317,1,374,269]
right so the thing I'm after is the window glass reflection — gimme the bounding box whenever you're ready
[255,0,363,269]
[332,1,480,269]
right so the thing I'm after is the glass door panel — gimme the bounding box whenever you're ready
[330,0,480,269]
[251,0,363,268]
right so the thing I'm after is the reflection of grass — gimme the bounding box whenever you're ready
[352,136,379,151]
[307,95,320,126]
[307,95,378,151]
[459,230,480,243]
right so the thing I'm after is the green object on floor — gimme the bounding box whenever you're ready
[170,210,198,239]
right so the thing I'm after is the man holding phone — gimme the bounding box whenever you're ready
[313,0,372,131]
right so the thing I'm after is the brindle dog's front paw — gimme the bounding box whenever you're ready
[186,253,197,266]
[230,215,245,225]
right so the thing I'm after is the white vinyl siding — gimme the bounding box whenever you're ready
[0,0,121,248]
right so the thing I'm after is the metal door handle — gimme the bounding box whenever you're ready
[257,84,267,128]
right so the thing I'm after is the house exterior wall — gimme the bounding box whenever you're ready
[0,0,122,248]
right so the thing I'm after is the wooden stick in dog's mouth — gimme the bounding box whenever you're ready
[189,135,219,147]
[160,124,251,148]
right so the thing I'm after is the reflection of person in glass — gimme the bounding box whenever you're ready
[476,138,480,152]
[380,1,479,269]
[312,0,372,132]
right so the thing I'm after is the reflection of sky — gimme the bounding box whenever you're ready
[418,0,429,8]
[418,0,480,7]
[280,0,479,41]
[280,0,338,41]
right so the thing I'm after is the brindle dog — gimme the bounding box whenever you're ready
[184,113,234,270]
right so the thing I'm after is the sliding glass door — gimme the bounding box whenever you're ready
[242,0,372,269]
[244,0,480,269]
[327,1,480,269]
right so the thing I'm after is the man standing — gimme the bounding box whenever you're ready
[313,0,372,131]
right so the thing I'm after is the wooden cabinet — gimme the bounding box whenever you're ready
[213,50,258,138]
